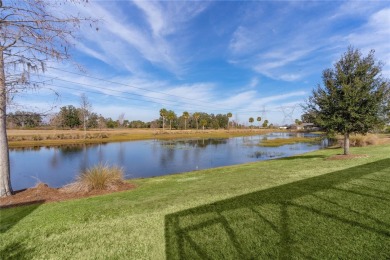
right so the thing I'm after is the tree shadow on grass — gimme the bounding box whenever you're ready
[0,203,42,259]
[0,201,44,234]
[165,159,390,259]
[0,241,34,260]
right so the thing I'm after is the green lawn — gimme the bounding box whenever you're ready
[1,145,390,259]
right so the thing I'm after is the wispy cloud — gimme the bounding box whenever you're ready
[253,49,313,81]
[248,77,259,88]
[227,1,390,82]
[13,1,389,125]
[71,1,210,76]
[229,26,259,56]
[133,1,209,36]
[26,65,307,124]
[86,3,177,72]
[345,8,390,75]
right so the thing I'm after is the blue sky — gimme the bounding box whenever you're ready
[18,0,390,125]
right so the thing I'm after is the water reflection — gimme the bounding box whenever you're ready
[10,133,327,190]
[250,151,285,159]
[160,138,228,149]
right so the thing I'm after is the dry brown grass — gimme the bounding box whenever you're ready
[338,134,379,147]
[63,164,125,193]
[7,128,280,148]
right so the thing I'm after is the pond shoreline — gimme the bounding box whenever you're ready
[9,132,326,191]
[7,128,305,148]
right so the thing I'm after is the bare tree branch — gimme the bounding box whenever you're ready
[0,0,96,197]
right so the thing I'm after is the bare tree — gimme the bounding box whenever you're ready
[79,93,91,137]
[0,0,94,197]
[49,112,62,129]
[118,113,125,127]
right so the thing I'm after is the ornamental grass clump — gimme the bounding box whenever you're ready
[338,134,378,147]
[63,164,125,193]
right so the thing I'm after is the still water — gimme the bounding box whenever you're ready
[10,133,327,190]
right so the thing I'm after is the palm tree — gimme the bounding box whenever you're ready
[167,110,176,130]
[193,112,200,130]
[257,116,262,128]
[160,108,168,130]
[227,112,232,129]
[200,119,207,130]
[249,117,254,128]
[182,111,189,130]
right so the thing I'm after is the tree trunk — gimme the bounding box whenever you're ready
[0,50,12,197]
[83,112,86,139]
[162,116,165,131]
[344,132,350,155]
[170,120,172,130]
[184,119,187,130]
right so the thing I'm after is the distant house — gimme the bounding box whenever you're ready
[302,123,317,130]
[289,124,304,130]
[289,123,319,131]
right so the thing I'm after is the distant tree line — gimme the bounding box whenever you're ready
[158,109,232,130]
[6,104,272,130]
[7,111,42,128]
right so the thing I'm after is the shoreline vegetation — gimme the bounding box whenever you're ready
[7,128,389,149]
[7,128,288,148]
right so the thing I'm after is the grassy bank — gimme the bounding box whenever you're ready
[7,128,279,148]
[1,145,390,259]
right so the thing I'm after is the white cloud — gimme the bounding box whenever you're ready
[345,8,390,76]
[92,4,177,71]
[229,26,258,55]
[133,1,166,36]
[69,1,210,76]
[248,77,259,88]
[227,12,319,81]
[18,65,309,124]
[227,2,390,82]
[213,91,257,109]
[133,1,209,36]
[256,91,306,105]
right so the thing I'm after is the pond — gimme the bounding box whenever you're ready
[10,132,328,190]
